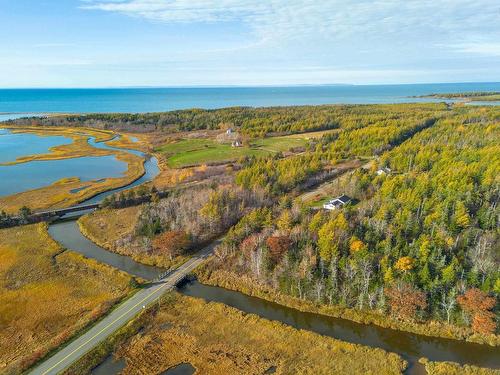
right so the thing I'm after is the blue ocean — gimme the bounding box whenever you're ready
[0,82,499,116]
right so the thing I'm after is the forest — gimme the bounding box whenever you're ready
[201,105,499,336]
[17,102,498,339]
[6,102,445,137]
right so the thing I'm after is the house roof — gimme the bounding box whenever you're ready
[335,194,351,204]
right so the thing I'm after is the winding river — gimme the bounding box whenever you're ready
[18,129,497,375]
[47,219,500,375]
[82,136,159,204]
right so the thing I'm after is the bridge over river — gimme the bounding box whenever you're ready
[28,238,219,375]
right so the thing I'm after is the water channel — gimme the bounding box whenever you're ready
[31,129,499,375]
[47,215,500,375]
[0,129,131,197]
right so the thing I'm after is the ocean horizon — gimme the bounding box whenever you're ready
[0,82,499,116]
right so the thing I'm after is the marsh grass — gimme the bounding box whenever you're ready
[196,268,500,346]
[420,358,500,374]
[113,294,406,375]
[0,146,145,214]
[0,223,133,373]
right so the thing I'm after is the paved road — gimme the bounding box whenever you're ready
[28,240,219,375]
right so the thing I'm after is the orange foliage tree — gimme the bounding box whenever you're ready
[153,230,190,260]
[266,236,292,264]
[385,283,427,320]
[457,288,496,334]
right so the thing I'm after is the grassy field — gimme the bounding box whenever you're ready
[156,134,309,168]
[78,206,142,250]
[0,223,132,374]
[111,294,406,374]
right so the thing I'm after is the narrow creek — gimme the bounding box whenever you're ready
[49,220,163,280]
[45,133,500,375]
[179,281,500,375]
[82,134,160,205]
[47,217,500,375]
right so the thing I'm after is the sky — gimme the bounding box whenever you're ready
[0,0,499,87]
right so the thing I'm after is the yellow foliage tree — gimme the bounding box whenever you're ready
[395,256,415,272]
[349,236,367,253]
[277,210,293,231]
[317,220,338,262]
[454,201,470,229]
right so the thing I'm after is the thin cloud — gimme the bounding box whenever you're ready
[450,42,500,57]
[81,0,500,45]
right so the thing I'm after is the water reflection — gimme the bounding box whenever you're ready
[179,281,500,374]
[161,363,195,375]
[49,220,163,280]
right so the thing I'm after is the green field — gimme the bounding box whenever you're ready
[156,136,308,168]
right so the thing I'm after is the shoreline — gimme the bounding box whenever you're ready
[0,127,150,213]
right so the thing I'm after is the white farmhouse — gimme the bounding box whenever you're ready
[323,195,352,210]
[376,167,392,175]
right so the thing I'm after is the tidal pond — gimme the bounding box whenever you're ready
[0,128,158,199]
[0,128,71,163]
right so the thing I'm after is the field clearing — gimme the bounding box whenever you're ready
[114,294,406,375]
[285,128,341,139]
[0,223,132,374]
[156,134,310,168]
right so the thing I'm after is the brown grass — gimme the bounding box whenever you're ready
[0,223,133,373]
[421,358,500,375]
[114,294,406,375]
[78,206,141,251]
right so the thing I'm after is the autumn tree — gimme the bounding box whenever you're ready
[385,283,427,320]
[240,234,260,260]
[152,230,190,260]
[349,236,367,254]
[266,236,292,264]
[277,210,293,231]
[457,288,496,334]
[454,201,471,229]
[317,213,349,262]
[395,256,415,273]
